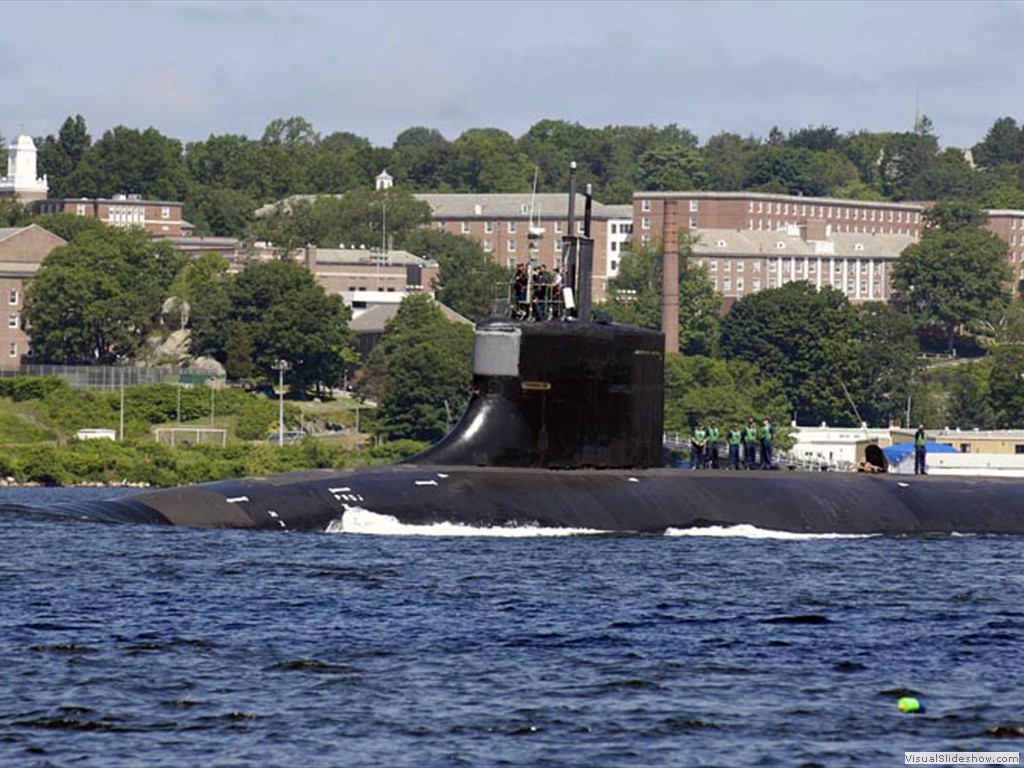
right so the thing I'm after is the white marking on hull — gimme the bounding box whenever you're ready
[329,487,364,503]
[226,496,249,503]
[415,480,438,487]
[266,510,286,529]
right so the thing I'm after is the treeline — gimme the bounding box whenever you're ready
[5,113,1024,238]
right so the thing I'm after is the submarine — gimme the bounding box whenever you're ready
[35,167,1024,536]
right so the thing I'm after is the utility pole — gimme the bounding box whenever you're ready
[271,359,291,446]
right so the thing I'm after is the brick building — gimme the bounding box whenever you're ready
[0,225,67,367]
[982,210,1024,285]
[33,194,191,237]
[633,191,1024,303]
[299,246,439,319]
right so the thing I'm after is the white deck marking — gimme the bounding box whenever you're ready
[415,480,438,487]
[226,496,249,503]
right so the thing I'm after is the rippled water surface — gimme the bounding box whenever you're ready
[3,487,1024,767]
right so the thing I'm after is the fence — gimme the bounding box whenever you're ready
[0,363,193,391]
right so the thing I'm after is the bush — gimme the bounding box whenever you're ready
[364,439,430,464]
[0,376,69,401]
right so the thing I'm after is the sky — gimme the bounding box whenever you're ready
[1,0,1022,150]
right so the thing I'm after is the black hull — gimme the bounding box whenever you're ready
[53,466,1024,536]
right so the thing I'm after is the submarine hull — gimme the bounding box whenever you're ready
[76,466,1024,535]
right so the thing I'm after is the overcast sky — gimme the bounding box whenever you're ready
[1,0,1020,150]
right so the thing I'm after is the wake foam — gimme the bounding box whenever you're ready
[325,506,610,537]
[666,524,875,540]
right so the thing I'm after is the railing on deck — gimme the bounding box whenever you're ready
[493,279,566,321]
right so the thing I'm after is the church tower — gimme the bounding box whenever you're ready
[0,134,48,201]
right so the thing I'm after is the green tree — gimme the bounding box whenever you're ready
[184,185,257,237]
[637,144,708,191]
[720,282,861,426]
[365,294,473,442]
[602,237,720,355]
[703,131,760,191]
[391,127,450,190]
[224,320,254,381]
[253,188,430,256]
[972,117,1024,170]
[228,260,354,394]
[185,134,264,198]
[399,228,509,321]
[37,115,91,197]
[662,354,791,436]
[877,120,940,200]
[30,212,107,242]
[850,303,920,427]
[987,346,1024,428]
[24,228,186,363]
[308,131,377,193]
[946,362,995,429]
[173,253,233,359]
[0,198,31,227]
[892,202,1011,352]
[64,126,189,200]
[449,128,533,193]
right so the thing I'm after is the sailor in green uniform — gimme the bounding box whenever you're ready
[742,418,758,469]
[759,418,774,470]
[707,421,721,469]
[726,425,742,470]
[690,423,707,469]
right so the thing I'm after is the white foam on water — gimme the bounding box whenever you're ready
[666,524,875,540]
[325,506,611,537]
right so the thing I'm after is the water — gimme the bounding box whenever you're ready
[3,488,1024,767]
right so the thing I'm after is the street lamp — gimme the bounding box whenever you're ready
[271,359,291,446]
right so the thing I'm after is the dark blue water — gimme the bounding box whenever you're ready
[3,488,1024,767]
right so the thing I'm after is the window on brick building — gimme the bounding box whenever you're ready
[8,289,18,305]
[484,221,493,233]
[641,199,651,212]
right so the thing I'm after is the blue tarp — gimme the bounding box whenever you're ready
[882,441,959,464]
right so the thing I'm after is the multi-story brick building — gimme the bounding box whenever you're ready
[0,225,67,368]
[419,193,632,303]
[33,194,191,237]
[298,245,439,319]
[983,210,1024,285]
[633,191,1024,303]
